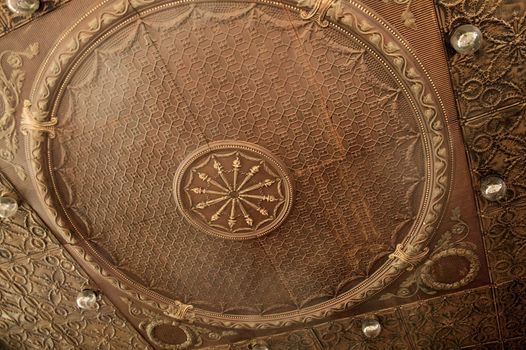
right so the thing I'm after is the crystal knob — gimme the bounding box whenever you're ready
[480,176,506,201]
[6,0,40,16]
[0,195,18,219]
[76,289,100,310]
[450,24,483,54]
[362,317,382,338]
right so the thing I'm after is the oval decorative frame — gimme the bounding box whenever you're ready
[24,0,451,328]
[420,248,480,290]
[143,320,199,350]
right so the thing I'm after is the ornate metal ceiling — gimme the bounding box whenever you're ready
[0,0,524,349]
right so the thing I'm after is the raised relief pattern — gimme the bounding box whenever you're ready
[381,207,481,300]
[174,141,293,240]
[438,0,526,119]
[0,42,38,180]
[25,0,448,328]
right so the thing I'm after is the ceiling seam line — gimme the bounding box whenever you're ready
[460,100,526,125]
[255,239,302,310]
[395,306,419,350]
[126,0,212,149]
[308,327,326,350]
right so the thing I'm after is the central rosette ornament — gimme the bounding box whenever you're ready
[173,141,293,240]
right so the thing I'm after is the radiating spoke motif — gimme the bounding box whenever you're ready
[177,143,293,239]
[191,154,279,229]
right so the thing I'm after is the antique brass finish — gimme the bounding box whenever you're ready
[23,0,452,328]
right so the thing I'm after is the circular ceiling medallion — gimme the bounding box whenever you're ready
[25,0,451,329]
[173,141,293,240]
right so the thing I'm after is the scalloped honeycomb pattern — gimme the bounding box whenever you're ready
[52,3,424,313]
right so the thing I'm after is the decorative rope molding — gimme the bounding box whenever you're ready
[299,0,337,27]
[20,100,58,138]
[389,244,429,271]
[164,301,194,320]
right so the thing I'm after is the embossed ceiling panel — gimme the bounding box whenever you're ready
[23,0,457,326]
[16,0,496,330]
[0,0,522,347]
[0,173,151,350]
[437,0,526,119]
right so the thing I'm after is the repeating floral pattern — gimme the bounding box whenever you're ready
[495,279,526,339]
[0,173,58,263]
[221,286,508,349]
[462,103,526,283]
[1,0,524,348]
[438,0,526,119]
[400,287,499,348]
[0,247,152,350]
[312,309,410,350]
[224,329,320,350]
[0,173,151,350]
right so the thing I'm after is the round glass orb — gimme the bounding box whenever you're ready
[480,176,506,201]
[0,196,18,219]
[450,24,483,54]
[6,0,40,16]
[361,317,382,338]
[76,289,99,310]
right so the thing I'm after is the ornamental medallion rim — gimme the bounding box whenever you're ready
[173,140,294,240]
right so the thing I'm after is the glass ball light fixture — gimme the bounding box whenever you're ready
[76,289,100,310]
[480,176,507,201]
[0,193,19,219]
[450,24,483,54]
[6,0,40,16]
[361,316,382,338]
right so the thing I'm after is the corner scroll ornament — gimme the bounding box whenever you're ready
[20,100,58,139]
[299,0,337,27]
[0,43,39,180]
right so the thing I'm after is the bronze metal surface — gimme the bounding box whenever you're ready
[24,0,454,327]
[173,140,294,240]
[0,0,523,348]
